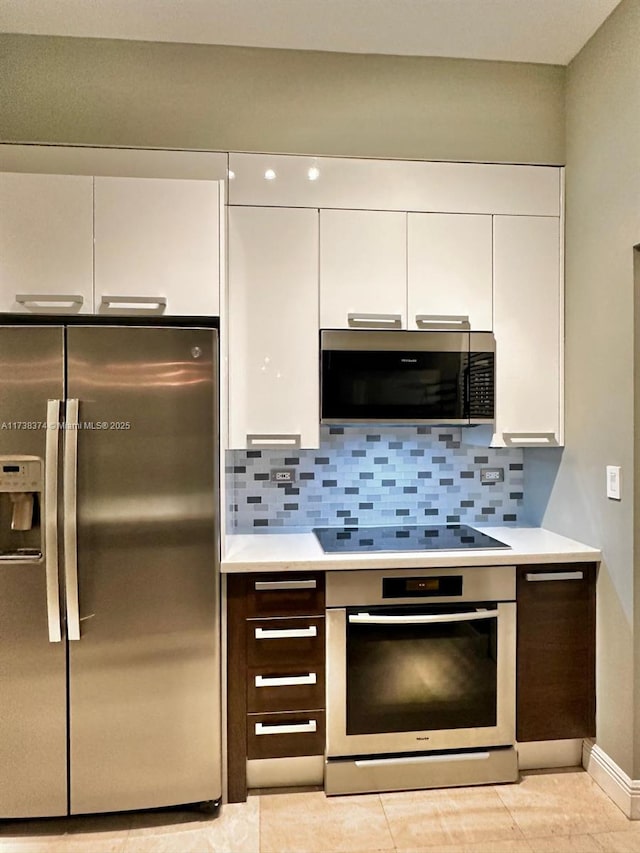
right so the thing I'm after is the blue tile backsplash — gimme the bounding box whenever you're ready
[227,426,524,532]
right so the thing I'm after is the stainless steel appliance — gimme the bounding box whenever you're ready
[321,329,495,425]
[325,565,518,795]
[313,523,510,553]
[0,324,221,818]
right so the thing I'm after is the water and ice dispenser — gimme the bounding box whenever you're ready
[0,456,43,560]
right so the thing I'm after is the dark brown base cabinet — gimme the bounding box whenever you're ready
[516,563,597,743]
[226,572,325,803]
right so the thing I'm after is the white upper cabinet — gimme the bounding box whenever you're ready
[407,213,493,330]
[492,215,563,447]
[228,153,560,216]
[319,210,407,329]
[228,206,320,450]
[94,177,220,316]
[0,173,94,313]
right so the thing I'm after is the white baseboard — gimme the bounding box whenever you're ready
[583,739,640,819]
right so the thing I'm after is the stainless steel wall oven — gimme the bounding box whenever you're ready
[325,566,518,795]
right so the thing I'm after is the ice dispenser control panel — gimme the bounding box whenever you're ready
[0,457,43,492]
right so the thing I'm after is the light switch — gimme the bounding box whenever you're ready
[606,465,621,500]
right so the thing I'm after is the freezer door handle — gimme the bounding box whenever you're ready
[45,399,62,643]
[63,398,81,641]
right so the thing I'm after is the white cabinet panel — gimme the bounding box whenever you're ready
[492,216,563,447]
[407,213,492,330]
[228,207,319,450]
[94,177,220,316]
[229,153,560,216]
[0,144,228,180]
[0,172,94,313]
[320,210,406,329]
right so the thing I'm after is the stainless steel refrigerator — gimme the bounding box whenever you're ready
[0,324,221,818]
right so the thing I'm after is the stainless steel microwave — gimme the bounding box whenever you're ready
[320,330,495,425]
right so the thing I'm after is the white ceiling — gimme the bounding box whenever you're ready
[0,0,623,66]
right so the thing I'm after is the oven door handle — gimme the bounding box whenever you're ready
[348,609,499,625]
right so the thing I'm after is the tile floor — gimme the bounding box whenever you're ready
[1,770,639,853]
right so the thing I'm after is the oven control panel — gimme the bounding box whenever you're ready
[325,565,516,607]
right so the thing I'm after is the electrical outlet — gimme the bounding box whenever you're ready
[480,467,504,485]
[606,465,621,500]
[270,468,296,484]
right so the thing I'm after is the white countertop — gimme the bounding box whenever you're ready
[221,526,601,573]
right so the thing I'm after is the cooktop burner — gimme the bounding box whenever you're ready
[312,524,510,553]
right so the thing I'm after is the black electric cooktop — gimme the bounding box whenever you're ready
[312,524,510,554]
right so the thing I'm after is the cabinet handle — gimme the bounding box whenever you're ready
[502,432,558,446]
[255,626,317,640]
[99,295,167,312]
[415,314,470,329]
[525,571,584,582]
[16,294,84,311]
[347,313,402,329]
[255,720,317,735]
[247,434,301,449]
[255,579,317,591]
[255,673,317,687]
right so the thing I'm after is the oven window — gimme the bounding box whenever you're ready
[346,606,498,735]
[321,350,467,421]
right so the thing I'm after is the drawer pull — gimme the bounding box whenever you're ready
[255,673,317,688]
[255,720,317,736]
[525,571,584,582]
[255,579,317,591]
[255,626,317,640]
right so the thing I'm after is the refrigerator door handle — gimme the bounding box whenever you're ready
[64,398,81,641]
[45,399,62,643]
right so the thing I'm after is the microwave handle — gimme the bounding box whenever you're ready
[348,609,498,625]
[347,313,402,329]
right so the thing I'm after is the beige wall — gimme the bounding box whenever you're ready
[527,0,640,778]
[0,34,565,165]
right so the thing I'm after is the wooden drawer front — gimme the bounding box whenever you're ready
[516,562,596,742]
[246,572,325,618]
[247,711,325,759]
[247,617,325,667]
[247,666,325,714]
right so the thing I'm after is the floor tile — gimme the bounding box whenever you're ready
[259,790,394,853]
[525,834,603,852]
[380,785,524,848]
[591,830,640,851]
[125,799,259,853]
[0,841,126,853]
[123,827,216,852]
[495,770,633,839]
[398,840,532,853]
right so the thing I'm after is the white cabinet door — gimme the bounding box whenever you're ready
[0,172,94,313]
[94,177,220,316]
[492,216,563,447]
[407,213,493,330]
[320,209,406,329]
[228,206,319,450]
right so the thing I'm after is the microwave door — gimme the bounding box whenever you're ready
[321,348,468,425]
